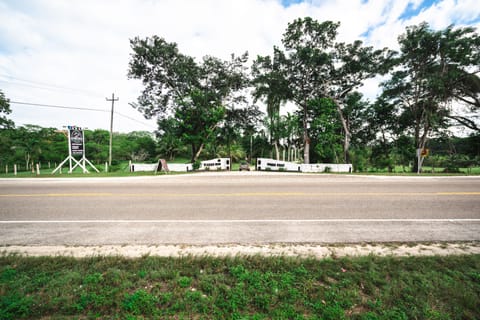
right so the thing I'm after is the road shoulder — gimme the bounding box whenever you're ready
[2,242,479,258]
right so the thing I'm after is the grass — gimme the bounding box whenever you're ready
[1,254,479,319]
[1,161,480,178]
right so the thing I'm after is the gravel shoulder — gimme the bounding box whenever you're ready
[2,242,479,258]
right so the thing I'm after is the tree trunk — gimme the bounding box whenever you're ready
[193,143,205,162]
[190,144,198,163]
[412,118,430,173]
[303,133,310,164]
[303,104,310,164]
[333,99,351,164]
[274,141,280,160]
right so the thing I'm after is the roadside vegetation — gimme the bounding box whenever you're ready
[1,254,479,319]
[2,20,480,175]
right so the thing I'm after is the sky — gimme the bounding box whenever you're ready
[0,0,479,133]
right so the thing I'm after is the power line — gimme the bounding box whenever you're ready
[10,101,108,112]
[0,75,103,98]
[10,100,157,130]
[115,111,157,129]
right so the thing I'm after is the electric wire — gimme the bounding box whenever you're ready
[10,100,157,130]
[0,75,103,98]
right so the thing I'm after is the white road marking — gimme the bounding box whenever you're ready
[1,219,479,224]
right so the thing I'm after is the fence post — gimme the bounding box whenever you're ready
[36,163,40,175]
[14,164,17,176]
[105,162,108,173]
[5,164,8,174]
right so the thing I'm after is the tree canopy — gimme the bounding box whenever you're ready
[128,36,253,161]
[0,90,14,129]
[380,22,480,171]
[124,18,479,171]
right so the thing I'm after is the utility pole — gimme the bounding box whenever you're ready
[106,93,119,167]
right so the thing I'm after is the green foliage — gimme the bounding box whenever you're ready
[0,90,14,129]
[123,290,159,316]
[381,22,480,172]
[1,254,479,318]
[307,98,343,163]
[0,127,158,172]
[177,276,193,288]
[128,35,250,162]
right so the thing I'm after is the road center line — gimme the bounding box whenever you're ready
[1,192,479,197]
[1,219,479,224]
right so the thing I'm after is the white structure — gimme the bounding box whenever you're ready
[129,161,161,173]
[200,158,231,171]
[256,158,302,172]
[256,158,352,173]
[168,163,193,172]
[52,126,99,174]
[300,163,352,173]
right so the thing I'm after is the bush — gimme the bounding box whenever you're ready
[192,160,201,171]
[122,290,158,316]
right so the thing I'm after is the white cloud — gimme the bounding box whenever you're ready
[0,0,478,131]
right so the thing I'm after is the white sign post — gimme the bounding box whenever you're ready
[52,126,99,174]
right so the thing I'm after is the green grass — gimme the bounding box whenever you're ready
[2,161,480,177]
[1,254,479,319]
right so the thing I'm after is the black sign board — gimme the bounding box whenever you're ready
[69,127,84,157]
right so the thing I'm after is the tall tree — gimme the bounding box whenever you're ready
[252,47,292,160]
[281,18,390,163]
[175,89,225,162]
[381,22,480,171]
[128,36,249,162]
[281,18,338,164]
[0,90,14,129]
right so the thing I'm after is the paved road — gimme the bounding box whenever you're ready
[1,173,479,245]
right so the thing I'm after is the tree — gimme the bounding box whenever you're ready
[381,22,480,171]
[436,25,480,131]
[281,18,338,164]
[252,48,292,160]
[306,98,343,163]
[128,36,249,162]
[0,90,14,129]
[156,118,184,160]
[280,18,390,163]
[174,89,225,162]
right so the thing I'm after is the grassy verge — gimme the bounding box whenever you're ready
[1,254,479,319]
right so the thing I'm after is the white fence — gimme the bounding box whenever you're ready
[256,158,352,173]
[301,163,352,173]
[256,158,302,172]
[129,161,161,172]
[200,158,231,171]
[129,158,230,172]
[167,163,193,172]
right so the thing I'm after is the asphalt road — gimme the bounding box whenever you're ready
[1,172,479,245]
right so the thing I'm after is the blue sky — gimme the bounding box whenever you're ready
[0,0,479,132]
